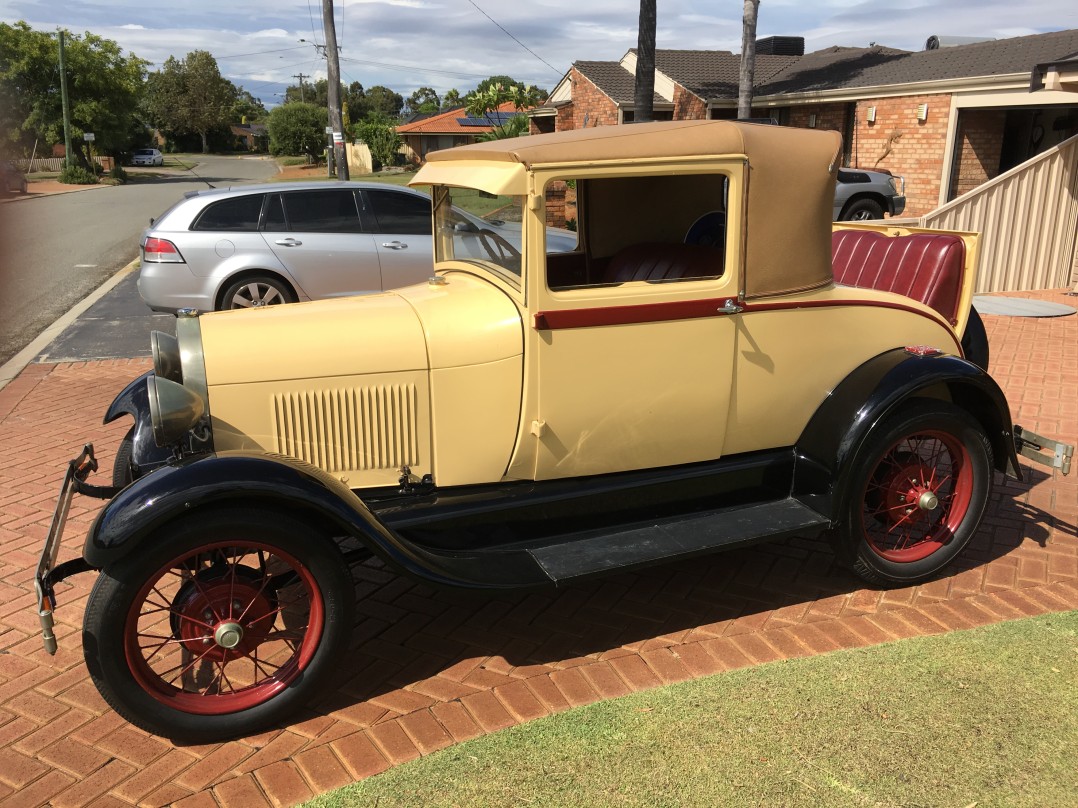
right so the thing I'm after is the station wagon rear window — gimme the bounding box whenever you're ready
[192,194,265,231]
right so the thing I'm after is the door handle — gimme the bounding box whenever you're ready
[717,298,743,315]
[381,241,408,250]
[275,238,302,247]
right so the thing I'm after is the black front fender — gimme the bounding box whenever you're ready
[84,451,550,589]
[793,349,1021,519]
[103,370,172,477]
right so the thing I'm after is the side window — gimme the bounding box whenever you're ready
[280,190,362,233]
[366,189,432,235]
[192,194,265,231]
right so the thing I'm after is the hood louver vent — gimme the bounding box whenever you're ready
[273,385,420,472]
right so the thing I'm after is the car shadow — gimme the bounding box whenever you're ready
[285,461,1073,727]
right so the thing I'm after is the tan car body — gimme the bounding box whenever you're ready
[199,121,974,491]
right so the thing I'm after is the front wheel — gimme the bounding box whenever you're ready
[841,402,993,586]
[83,509,354,741]
[840,198,885,221]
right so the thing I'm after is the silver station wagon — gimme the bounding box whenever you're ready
[138,181,577,312]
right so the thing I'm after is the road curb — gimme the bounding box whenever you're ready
[0,258,139,392]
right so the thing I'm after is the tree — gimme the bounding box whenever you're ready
[440,88,463,110]
[364,86,404,119]
[143,50,234,153]
[231,86,267,123]
[267,102,327,158]
[738,0,761,119]
[633,0,657,123]
[356,111,401,169]
[465,82,541,140]
[405,87,440,115]
[0,22,147,158]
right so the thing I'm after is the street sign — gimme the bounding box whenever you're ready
[332,132,344,144]
[83,133,95,142]
[325,126,334,134]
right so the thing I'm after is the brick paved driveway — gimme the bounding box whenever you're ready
[0,292,1075,808]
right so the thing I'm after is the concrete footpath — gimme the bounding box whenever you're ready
[0,291,1074,807]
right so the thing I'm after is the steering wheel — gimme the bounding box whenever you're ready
[477,228,521,264]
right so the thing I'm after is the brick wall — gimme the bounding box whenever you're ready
[951,109,1006,199]
[544,181,578,229]
[787,103,849,134]
[846,93,953,217]
[674,85,707,120]
[568,68,620,130]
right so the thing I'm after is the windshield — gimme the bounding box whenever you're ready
[433,186,525,283]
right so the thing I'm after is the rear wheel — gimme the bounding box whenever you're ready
[220,275,296,310]
[842,402,993,585]
[83,509,354,741]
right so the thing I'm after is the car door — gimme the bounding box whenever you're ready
[261,189,383,299]
[360,188,437,289]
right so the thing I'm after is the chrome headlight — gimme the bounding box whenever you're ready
[151,331,182,383]
[147,376,204,446]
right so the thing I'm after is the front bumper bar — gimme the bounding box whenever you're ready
[35,445,117,654]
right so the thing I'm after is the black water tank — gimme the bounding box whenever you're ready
[755,36,805,56]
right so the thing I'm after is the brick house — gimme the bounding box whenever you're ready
[532,30,1078,217]
[397,102,524,165]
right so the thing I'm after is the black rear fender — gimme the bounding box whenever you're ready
[84,451,545,589]
[794,349,1020,520]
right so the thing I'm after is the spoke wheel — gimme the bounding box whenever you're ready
[84,509,353,741]
[842,402,992,586]
[126,542,323,715]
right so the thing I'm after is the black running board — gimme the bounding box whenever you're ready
[527,497,829,583]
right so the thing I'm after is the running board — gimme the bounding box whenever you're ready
[528,498,829,583]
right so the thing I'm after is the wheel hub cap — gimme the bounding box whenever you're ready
[214,622,244,649]
[918,490,939,512]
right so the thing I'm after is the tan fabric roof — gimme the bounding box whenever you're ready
[422,120,842,299]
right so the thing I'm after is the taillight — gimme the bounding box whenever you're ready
[143,237,185,263]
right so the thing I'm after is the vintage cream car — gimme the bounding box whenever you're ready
[37,120,1072,741]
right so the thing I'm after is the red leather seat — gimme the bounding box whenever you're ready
[832,230,965,324]
[604,242,723,284]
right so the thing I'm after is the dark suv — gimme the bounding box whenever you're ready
[834,167,906,220]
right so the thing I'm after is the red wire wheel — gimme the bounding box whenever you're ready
[844,403,993,586]
[84,509,354,741]
[860,431,973,563]
[124,542,324,714]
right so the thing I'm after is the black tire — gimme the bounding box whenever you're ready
[219,275,296,310]
[840,198,885,221]
[960,306,990,371]
[82,508,354,741]
[841,402,993,586]
[112,426,135,488]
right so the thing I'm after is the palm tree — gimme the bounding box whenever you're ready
[633,0,656,123]
[738,0,761,119]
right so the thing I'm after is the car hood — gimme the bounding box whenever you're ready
[199,275,522,387]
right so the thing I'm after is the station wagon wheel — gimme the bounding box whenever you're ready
[843,402,993,586]
[220,275,296,310]
[82,509,354,741]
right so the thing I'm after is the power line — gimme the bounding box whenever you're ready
[338,55,509,80]
[306,0,323,49]
[465,1,563,77]
[215,45,309,60]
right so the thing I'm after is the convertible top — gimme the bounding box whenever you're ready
[416,120,842,299]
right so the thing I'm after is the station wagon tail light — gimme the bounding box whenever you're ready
[143,237,184,263]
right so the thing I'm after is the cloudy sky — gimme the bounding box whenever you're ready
[2,1,1077,107]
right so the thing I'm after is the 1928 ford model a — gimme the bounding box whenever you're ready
[36,120,1073,740]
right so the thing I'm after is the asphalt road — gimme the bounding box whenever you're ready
[0,155,278,366]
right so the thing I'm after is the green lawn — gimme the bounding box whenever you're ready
[306,611,1078,808]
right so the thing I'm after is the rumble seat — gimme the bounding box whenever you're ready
[831,229,965,324]
[603,242,723,284]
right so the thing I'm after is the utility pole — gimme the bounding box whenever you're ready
[58,30,74,169]
[292,73,308,103]
[321,0,349,180]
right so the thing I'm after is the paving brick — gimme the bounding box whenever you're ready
[294,745,354,793]
[547,667,599,708]
[0,746,49,788]
[111,748,200,803]
[214,774,272,808]
[430,700,484,743]
[253,760,314,807]
[398,708,455,754]
[331,731,390,780]
[0,769,75,808]
[51,758,136,808]
[174,743,253,792]
[461,690,516,733]
[700,638,755,670]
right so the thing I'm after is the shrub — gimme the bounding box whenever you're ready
[59,165,98,185]
[356,113,402,169]
[108,164,129,182]
[267,103,328,159]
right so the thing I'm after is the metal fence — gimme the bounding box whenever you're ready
[917,134,1078,293]
[16,156,114,172]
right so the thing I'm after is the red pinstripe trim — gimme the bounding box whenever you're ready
[533,296,963,354]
